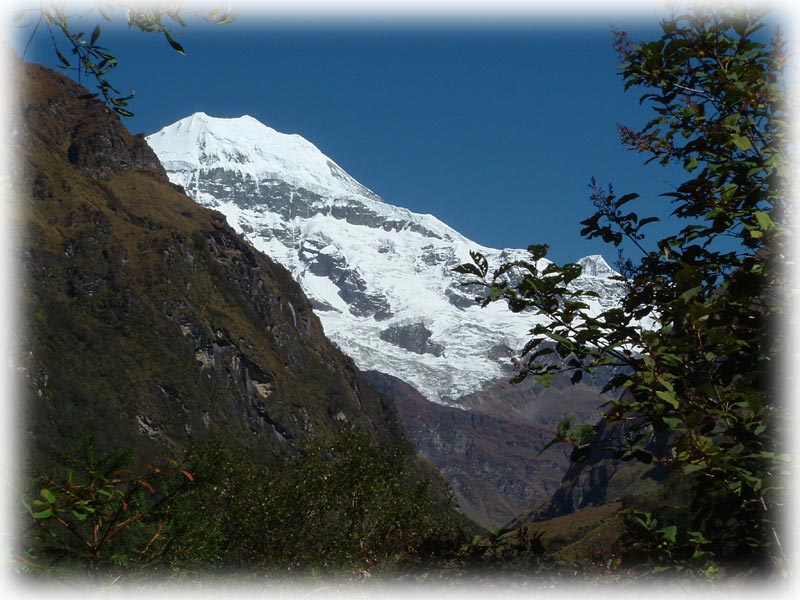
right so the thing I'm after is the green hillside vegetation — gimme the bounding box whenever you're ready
[18,428,464,578]
[11,56,469,580]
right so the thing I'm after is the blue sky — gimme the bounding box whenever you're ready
[7,2,766,264]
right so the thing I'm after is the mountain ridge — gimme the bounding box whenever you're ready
[145,111,623,527]
[148,111,381,202]
[12,59,428,477]
[146,112,626,406]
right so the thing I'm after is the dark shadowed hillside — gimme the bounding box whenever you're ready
[10,56,424,475]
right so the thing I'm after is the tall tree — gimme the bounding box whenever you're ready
[456,6,789,575]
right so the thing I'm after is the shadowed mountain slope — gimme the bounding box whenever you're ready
[365,368,611,528]
[10,57,422,475]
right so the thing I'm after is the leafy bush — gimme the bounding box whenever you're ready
[456,6,788,576]
[17,440,221,577]
[17,427,466,578]
[189,425,466,574]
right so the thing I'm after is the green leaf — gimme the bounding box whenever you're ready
[563,300,589,312]
[526,244,549,261]
[541,330,571,346]
[615,192,640,207]
[90,24,101,45]
[40,488,56,504]
[656,390,680,409]
[32,508,53,519]
[754,211,773,231]
[652,565,673,574]
[164,31,186,55]
[96,51,118,63]
[679,285,703,302]
[555,416,574,436]
[661,525,678,543]
[56,50,70,67]
[488,285,505,302]
[471,250,489,275]
[731,134,752,151]
[662,416,683,430]
[723,113,742,128]
[452,263,479,277]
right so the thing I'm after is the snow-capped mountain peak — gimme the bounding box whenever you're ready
[146,112,376,200]
[146,114,624,405]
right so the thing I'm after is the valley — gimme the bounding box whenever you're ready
[145,112,625,526]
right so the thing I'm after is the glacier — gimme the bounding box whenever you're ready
[146,113,624,405]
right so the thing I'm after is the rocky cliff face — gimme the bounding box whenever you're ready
[506,418,669,531]
[10,58,412,470]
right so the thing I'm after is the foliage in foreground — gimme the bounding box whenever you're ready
[16,2,236,116]
[456,5,789,577]
[189,426,466,573]
[16,427,466,579]
[17,440,217,576]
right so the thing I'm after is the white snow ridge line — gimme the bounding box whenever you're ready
[147,112,625,405]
